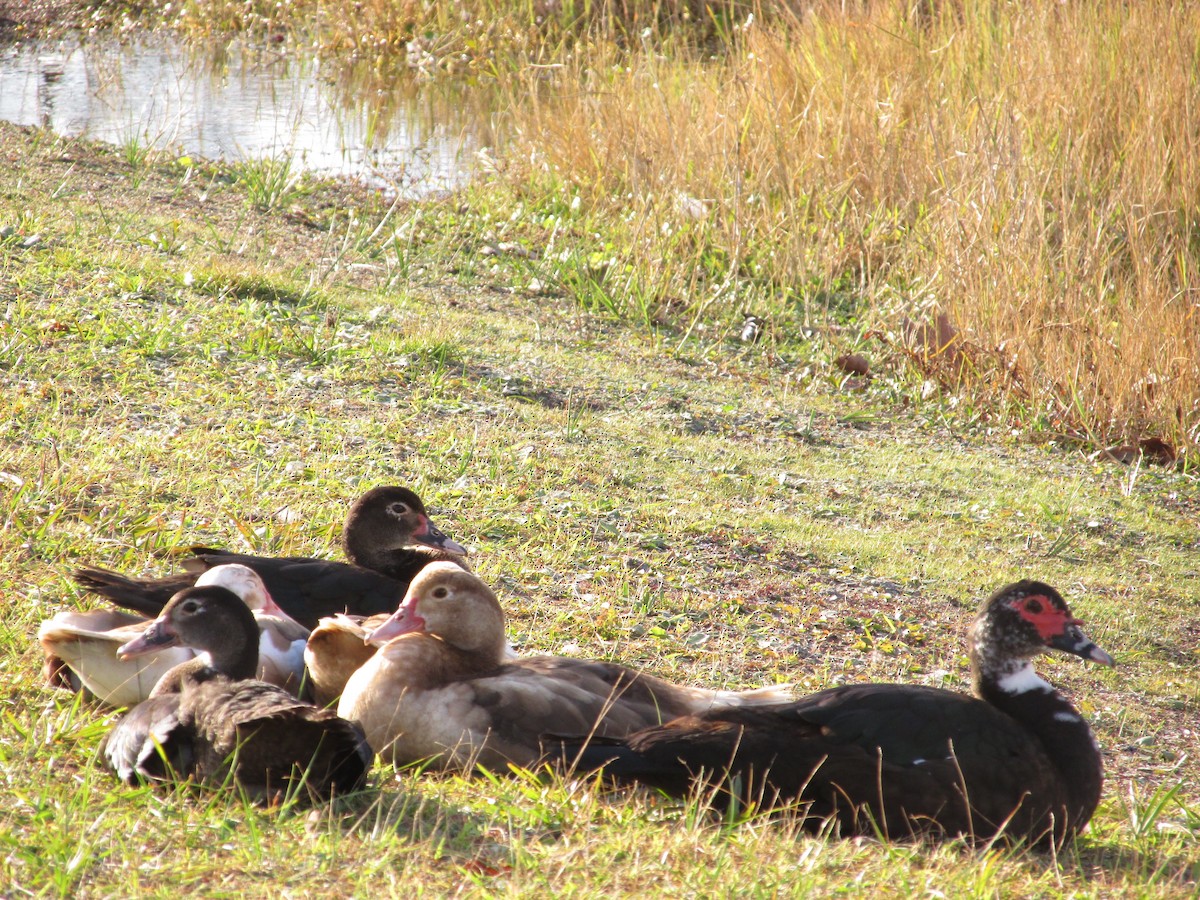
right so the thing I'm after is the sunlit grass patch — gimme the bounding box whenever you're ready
[1,53,1199,894]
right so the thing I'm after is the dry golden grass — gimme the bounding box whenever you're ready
[111,2,1200,458]
[500,0,1200,459]
[11,0,1200,450]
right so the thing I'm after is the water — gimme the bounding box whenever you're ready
[0,34,504,197]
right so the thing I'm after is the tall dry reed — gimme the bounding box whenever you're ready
[503,0,1200,458]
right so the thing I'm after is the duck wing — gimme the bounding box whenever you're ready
[183,678,372,797]
[490,656,705,724]
[100,695,195,784]
[366,657,716,772]
[39,609,196,707]
[557,683,1066,841]
[184,553,407,628]
[73,567,193,617]
[76,555,405,630]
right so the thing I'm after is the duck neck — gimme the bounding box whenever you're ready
[377,634,501,690]
[201,606,260,681]
[974,658,1104,835]
[343,526,384,570]
[347,530,462,583]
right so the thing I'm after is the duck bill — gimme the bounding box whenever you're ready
[117,618,180,659]
[365,602,426,646]
[1050,623,1115,667]
[411,516,467,555]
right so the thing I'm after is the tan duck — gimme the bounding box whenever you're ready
[103,584,371,799]
[40,564,309,707]
[304,613,390,708]
[305,610,520,708]
[337,563,792,772]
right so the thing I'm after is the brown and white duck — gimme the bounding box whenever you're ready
[74,485,468,629]
[40,564,309,706]
[102,584,371,799]
[550,580,1114,846]
[337,563,792,773]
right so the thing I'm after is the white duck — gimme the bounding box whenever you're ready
[337,562,791,772]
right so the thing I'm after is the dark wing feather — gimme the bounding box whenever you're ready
[185,553,407,628]
[554,683,1068,842]
[445,658,705,768]
[492,657,702,718]
[74,542,465,629]
[75,555,406,630]
[183,678,371,796]
[74,567,191,616]
[100,695,195,784]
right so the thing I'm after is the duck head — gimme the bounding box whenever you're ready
[345,486,467,555]
[971,580,1114,694]
[364,562,506,662]
[117,585,259,680]
[192,564,288,617]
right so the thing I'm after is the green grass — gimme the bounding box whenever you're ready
[0,109,1198,898]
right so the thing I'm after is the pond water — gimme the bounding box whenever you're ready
[0,34,505,197]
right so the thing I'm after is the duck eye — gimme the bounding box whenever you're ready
[1025,598,1044,614]
[181,600,200,614]
[432,587,449,599]
[388,502,411,517]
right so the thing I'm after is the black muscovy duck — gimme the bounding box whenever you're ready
[74,485,467,629]
[550,580,1114,846]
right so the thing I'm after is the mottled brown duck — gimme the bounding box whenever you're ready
[102,584,371,799]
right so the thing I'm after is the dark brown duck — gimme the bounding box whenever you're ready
[101,585,372,800]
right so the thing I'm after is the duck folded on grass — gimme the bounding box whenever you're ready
[337,562,793,774]
[74,485,468,629]
[41,564,308,707]
[102,584,371,801]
